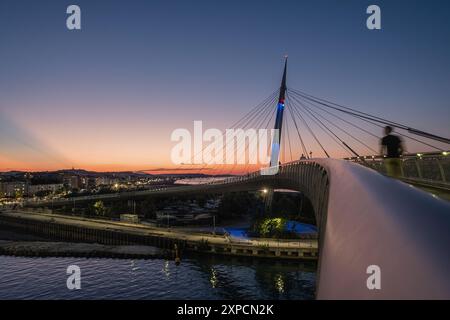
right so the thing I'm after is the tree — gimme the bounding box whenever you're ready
[218,192,260,220]
[272,194,298,217]
[257,217,287,238]
[139,199,157,219]
[35,190,52,198]
[196,195,207,208]
[93,200,106,216]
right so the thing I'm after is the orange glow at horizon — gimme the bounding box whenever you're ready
[2,97,446,173]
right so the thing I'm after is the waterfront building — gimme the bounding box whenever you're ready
[28,184,64,196]
[0,182,28,198]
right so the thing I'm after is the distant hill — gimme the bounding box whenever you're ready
[0,169,232,180]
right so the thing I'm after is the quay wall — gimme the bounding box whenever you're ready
[0,212,318,260]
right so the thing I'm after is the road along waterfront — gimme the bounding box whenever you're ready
[0,210,318,260]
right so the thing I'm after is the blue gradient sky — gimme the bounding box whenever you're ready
[1,0,449,171]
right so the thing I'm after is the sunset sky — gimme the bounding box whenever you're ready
[1,0,449,172]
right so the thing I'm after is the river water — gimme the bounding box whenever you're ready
[0,254,316,299]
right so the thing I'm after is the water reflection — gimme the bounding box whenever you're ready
[0,253,316,300]
[162,260,170,278]
[210,268,218,288]
[130,260,140,272]
[182,253,317,300]
[274,274,285,293]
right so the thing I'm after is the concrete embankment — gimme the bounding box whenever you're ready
[0,240,168,259]
[0,210,318,260]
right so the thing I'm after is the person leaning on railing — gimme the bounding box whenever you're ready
[380,126,404,178]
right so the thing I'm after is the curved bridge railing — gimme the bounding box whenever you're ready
[345,152,450,190]
[312,159,450,299]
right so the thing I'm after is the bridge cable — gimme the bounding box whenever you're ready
[177,90,280,174]
[238,96,279,174]
[291,95,360,157]
[286,92,331,158]
[345,113,445,152]
[193,91,279,175]
[240,94,279,174]
[285,111,294,162]
[288,92,335,157]
[290,89,444,152]
[208,94,277,175]
[293,95,379,154]
[207,92,278,175]
[228,89,280,131]
[290,98,352,157]
[289,88,450,145]
[282,117,286,163]
[289,88,413,129]
[289,89,445,153]
[286,97,309,159]
[288,89,380,140]
[223,94,277,174]
[289,94,355,157]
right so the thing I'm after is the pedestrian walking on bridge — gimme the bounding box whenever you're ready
[380,126,404,178]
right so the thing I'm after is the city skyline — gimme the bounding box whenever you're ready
[1,0,450,172]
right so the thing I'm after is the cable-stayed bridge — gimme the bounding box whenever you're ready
[20,59,450,299]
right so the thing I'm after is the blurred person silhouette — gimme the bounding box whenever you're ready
[380,126,404,178]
